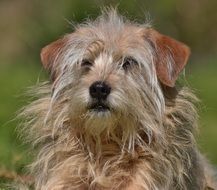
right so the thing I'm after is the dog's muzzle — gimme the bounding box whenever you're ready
[89,81,111,112]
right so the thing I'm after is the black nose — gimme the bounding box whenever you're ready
[89,81,111,100]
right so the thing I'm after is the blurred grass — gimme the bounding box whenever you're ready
[0,62,46,186]
[0,59,216,187]
[187,59,217,163]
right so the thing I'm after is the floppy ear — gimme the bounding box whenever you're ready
[40,37,68,80]
[145,29,190,87]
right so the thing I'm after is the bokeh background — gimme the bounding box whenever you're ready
[0,0,217,186]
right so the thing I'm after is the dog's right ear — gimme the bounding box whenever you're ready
[40,37,68,80]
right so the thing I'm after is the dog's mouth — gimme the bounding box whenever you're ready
[88,102,110,112]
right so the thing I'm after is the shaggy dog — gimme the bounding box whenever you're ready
[20,9,216,190]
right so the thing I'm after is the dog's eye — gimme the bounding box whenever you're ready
[122,57,138,70]
[81,59,93,67]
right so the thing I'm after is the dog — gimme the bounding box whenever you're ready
[19,9,217,190]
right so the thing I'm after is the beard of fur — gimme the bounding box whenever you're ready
[19,78,199,190]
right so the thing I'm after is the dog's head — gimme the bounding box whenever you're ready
[40,10,190,149]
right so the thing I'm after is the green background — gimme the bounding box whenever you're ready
[0,0,216,186]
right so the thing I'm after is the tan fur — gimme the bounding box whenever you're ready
[19,9,216,190]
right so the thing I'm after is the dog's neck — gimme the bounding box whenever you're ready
[71,117,162,163]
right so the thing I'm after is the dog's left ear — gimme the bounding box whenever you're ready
[144,29,190,87]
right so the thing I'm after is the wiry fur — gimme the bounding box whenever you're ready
[19,10,217,190]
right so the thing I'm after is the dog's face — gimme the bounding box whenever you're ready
[40,12,190,147]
